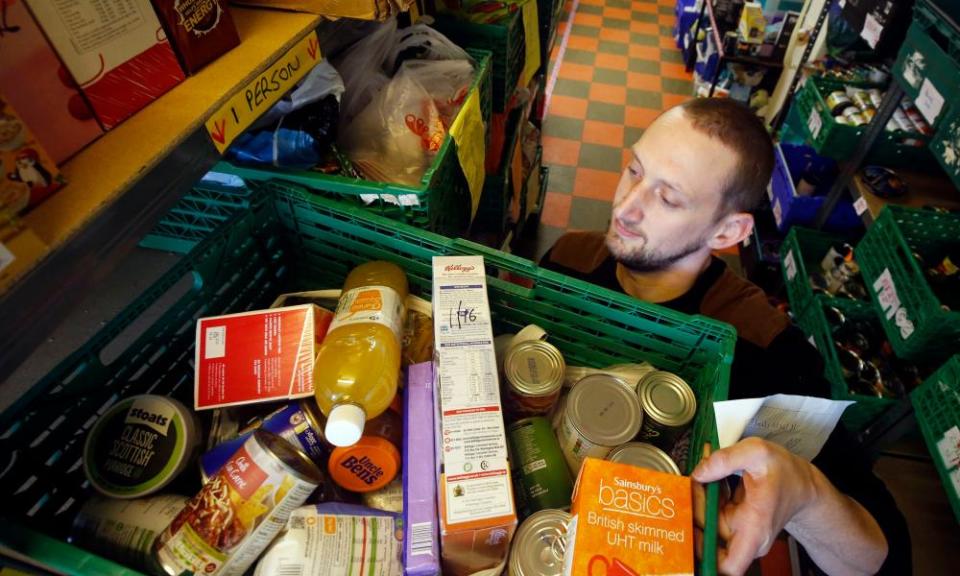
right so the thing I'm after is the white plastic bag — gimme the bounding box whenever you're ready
[340,67,445,186]
[386,19,472,73]
[396,59,474,127]
[334,18,397,125]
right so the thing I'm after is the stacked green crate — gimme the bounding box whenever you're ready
[910,355,960,522]
[0,189,735,576]
[222,49,492,237]
[140,181,253,254]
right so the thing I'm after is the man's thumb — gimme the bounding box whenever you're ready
[692,440,764,483]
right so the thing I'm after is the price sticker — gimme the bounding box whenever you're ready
[861,13,883,49]
[917,78,945,125]
[784,250,797,282]
[853,196,868,216]
[808,108,823,139]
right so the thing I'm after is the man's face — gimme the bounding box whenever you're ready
[606,109,740,271]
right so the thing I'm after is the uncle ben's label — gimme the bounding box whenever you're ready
[563,458,693,576]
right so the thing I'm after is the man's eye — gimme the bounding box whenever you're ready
[628,165,642,178]
[660,192,679,208]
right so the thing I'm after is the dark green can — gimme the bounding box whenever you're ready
[507,417,573,518]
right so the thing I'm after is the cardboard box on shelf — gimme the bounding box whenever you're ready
[233,0,415,21]
[150,0,241,74]
[25,0,186,129]
[0,225,48,292]
[194,304,334,410]
[0,0,103,164]
[0,96,65,212]
[432,256,517,576]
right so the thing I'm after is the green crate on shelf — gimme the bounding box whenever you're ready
[434,3,528,111]
[911,354,960,522]
[140,181,254,254]
[893,0,960,131]
[780,226,870,318]
[856,206,960,362]
[796,298,897,431]
[793,76,933,168]
[218,49,492,238]
[0,187,734,576]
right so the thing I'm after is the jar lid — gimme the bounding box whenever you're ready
[328,436,400,492]
[83,395,198,499]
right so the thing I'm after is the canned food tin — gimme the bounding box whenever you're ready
[508,417,573,517]
[605,442,681,475]
[826,91,853,115]
[850,90,872,112]
[558,374,642,475]
[154,430,323,576]
[842,107,868,126]
[72,494,188,570]
[636,371,697,452]
[201,399,331,481]
[504,340,566,417]
[508,509,570,576]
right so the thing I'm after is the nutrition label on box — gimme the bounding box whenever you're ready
[433,256,514,524]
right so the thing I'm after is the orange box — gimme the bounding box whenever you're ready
[564,458,694,576]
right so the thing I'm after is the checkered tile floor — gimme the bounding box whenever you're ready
[529,0,694,260]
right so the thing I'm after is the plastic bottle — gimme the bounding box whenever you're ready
[315,261,408,447]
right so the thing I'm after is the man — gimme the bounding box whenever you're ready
[541,99,909,575]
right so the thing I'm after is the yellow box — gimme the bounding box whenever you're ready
[233,0,415,20]
[0,226,49,292]
[564,458,694,576]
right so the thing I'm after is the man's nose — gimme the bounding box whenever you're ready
[618,179,652,222]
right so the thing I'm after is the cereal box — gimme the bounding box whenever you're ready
[0,96,65,211]
[564,458,694,576]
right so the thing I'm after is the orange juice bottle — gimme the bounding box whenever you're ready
[315,261,408,447]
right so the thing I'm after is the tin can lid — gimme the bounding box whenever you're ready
[254,430,325,486]
[509,509,571,576]
[605,442,681,475]
[505,340,566,397]
[83,395,199,499]
[328,436,400,493]
[567,374,642,445]
[637,371,697,427]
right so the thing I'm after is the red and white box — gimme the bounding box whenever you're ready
[195,304,334,410]
[25,0,186,129]
[0,0,103,163]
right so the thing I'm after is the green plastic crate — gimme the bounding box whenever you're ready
[434,3,528,112]
[0,188,733,576]
[140,181,254,254]
[893,0,960,131]
[856,206,960,362]
[780,227,870,318]
[911,354,960,522]
[929,105,960,191]
[794,76,933,167]
[796,298,897,431]
[218,49,492,238]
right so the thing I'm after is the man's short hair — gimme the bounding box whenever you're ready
[677,98,774,216]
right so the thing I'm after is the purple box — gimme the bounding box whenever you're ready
[403,362,441,575]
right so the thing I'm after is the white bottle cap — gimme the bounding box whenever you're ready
[325,403,366,447]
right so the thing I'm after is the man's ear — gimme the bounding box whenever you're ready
[707,212,754,251]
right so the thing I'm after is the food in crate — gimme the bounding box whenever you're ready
[807,241,869,301]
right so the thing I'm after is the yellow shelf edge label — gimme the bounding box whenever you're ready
[205,32,322,154]
[449,88,486,219]
[520,1,541,88]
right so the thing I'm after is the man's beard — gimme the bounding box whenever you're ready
[605,224,708,272]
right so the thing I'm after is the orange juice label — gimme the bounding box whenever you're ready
[330,285,404,340]
[563,458,694,576]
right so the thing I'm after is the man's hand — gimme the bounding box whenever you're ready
[692,438,887,576]
[692,438,820,575]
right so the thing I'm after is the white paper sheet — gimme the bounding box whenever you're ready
[714,394,854,461]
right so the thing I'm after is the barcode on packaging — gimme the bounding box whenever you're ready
[409,522,434,556]
[277,560,304,576]
[205,326,226,359]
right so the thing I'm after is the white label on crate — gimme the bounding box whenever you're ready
[773,198,783,226]
[0,242,14,273]
[807,335,817,349]
[951,468,960,498]
[808,108,823,139]
[204,326,226,359]
[917,78,946,125]
[359,194,421,207]
[902,50,926,89]
[861,13,883,49]
[872,268,915,339]
[938,426,960,469]
[853,196,869,216]
[784,250,798,281]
